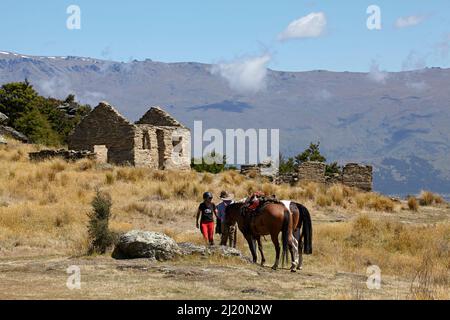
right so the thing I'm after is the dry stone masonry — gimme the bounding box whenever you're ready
[68,102,191,170]
[342,163,373,192]
[297,161,326,184]
[245,161,373,192]
[29,149,96,162]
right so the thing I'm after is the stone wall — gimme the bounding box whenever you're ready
[68,101,191,170]
[342,163,373,192]
[134,125,191,170]
[274,173,299,185]
[133,125,159,169]
[136,107,185,127]
[240,162,277,179]
[29,149,96,162]
[68,102,136,165]
[93,145,108,163]
[297,161,326,184]
[161,127,191,170]
[240,165,261,178]
[243,161,373,192]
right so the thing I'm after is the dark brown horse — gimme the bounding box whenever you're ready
[224,201,299,271]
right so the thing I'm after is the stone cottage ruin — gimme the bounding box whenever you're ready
[242,161,373,192]
[68,102,191,170]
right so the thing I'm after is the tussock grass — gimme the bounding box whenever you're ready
[314,216,450,298]
[408,197,419,212]
[419,191,446,206]
[0,140,449,290]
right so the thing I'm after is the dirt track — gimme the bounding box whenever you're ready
[0,253,413,300]
[1,203,449,300]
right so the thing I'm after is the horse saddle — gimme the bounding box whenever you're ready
[241,195,281,220]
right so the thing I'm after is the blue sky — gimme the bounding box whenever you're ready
[1,0,449,71]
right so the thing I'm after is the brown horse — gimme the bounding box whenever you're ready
[224,201,298,271]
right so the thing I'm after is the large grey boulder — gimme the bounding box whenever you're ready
[112,230,181,261]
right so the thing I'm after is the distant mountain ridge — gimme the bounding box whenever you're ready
[1,50,449,198]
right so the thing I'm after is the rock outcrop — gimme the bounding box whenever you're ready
[112,230,181,261]
[112,230,249,262]
[0,112,8,124]
[0,125,28,143]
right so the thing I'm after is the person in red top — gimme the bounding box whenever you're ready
[196,192,218,246]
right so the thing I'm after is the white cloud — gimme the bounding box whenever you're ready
[278,12,327,41]
[402,51,427,71]
[101,46,112,59]
[406,81,428,92]
[395,15,426,28]
[368,61,389,84]
[36,76,106,105]
[435,33,450,59]
[211,55,271,94]
[314,89,332,101]
[37,77,73,99]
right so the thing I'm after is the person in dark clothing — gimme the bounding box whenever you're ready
[196,192,218,245]
[217,190,237,248]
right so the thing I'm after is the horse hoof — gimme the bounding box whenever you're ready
[290,269,297,273]
[297,266,303,270]
[271,266,277,271]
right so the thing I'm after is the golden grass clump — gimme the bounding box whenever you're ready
[314,215,450,287]
[220,170,244,185]
[409,254,449,300]
[316,194,332,207]
[368,194,395,212]
[303,182,317,200]
[151,170,167,181]
[105,172,115,185]
[419,191,435,206]
[353,193,395,212]
[407,197,419,212]
[327,184,344,206]
[418,191,446,206]
[200,173,214,184]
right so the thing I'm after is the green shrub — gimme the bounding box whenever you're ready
[0,80,91,146]
[191,151,227,174]
[87,190,115,254]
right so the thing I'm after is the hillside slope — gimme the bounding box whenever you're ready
[1,51,449,196]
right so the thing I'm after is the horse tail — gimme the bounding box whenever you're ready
[297,203,313,254]
[281,208,290,268]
